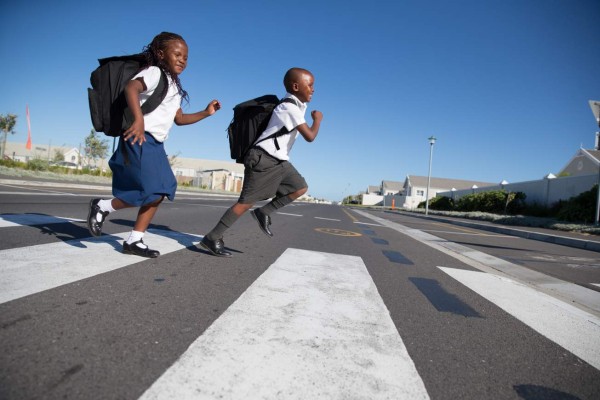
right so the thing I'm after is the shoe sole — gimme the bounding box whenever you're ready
[122,249,159,258]
[251,210,273,237]
[199,240,232,257]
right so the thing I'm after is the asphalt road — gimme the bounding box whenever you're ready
[1,179,599,400]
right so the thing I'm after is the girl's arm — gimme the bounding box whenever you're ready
[296,110,323,142]
[123,78,147,145]
[174,99,221,126]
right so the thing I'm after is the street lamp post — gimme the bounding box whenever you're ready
[425,136,437,215]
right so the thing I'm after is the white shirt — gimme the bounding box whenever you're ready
[132,66,181,142]
[256,93,307,160]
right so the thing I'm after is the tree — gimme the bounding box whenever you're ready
[83,129,109,167]
[0,113,18,159]
[169,151,181,167]
[53,149,65,162]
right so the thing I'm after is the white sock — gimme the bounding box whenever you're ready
[96,199,115,222]
[126,230,146,247]
[98,199,116,213]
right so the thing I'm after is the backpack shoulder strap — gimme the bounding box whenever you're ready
[254,97,302,150]
[141,69,168,114]
[280,97,298,107]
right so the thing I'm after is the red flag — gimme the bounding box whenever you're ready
[26,105,32,150]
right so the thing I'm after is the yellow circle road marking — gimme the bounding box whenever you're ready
[315,228,362,237]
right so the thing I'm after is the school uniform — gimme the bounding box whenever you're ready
[238,93,308,204]
[109,66,180,206]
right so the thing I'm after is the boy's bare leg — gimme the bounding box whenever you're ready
[231,202,253,216]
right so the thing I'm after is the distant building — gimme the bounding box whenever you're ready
[366,185,380,195]
[3,141,82,166]
[381,180,403,196]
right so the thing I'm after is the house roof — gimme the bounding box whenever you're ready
[382,180,403,191]
[586,149,600,161]
[406,175,496,190]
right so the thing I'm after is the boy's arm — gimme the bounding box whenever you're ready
[123,78,147,145]
[296,110,323,142]
[174,100,221,126]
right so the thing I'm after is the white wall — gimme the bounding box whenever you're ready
[361,193,383,206]
[438,174,598,206]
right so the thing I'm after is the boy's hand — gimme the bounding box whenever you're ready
[311,110,323,122]
[205,99,222,116]
[123,119,146,145]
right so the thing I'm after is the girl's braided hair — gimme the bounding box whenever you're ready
[142,32,189,104]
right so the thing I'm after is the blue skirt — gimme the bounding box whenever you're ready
[109,133,177,206]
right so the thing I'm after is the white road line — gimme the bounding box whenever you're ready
[276,212,303,217]
[314,216,341,221]
[0,229,201,304]
[592,283,600,288]
[140,248,430,400]
[0,214,85,228]
[439,267,600,370]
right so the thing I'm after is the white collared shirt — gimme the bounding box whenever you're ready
[256,93,307,160]
[132,66,182,142]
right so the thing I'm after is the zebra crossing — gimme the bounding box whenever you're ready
[1,212,600,399]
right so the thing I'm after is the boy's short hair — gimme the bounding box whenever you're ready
[284,68,312,92]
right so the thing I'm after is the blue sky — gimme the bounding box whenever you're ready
[1,0,599,202]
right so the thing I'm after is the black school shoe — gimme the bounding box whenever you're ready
[123,240,160,258]
[251,208,273,237]
[87,198,109,237]
[200,236,232,257]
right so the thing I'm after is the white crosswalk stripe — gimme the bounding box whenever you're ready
[0,213,85,228]
[140,248,430,400]
[0,228,201,304]
[439,266,600,370]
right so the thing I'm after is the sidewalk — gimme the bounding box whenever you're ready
[391,210,600,253]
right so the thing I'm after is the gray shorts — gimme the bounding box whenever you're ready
[238,148,307,204]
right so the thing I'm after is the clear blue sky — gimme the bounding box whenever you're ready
[1,0,599,202]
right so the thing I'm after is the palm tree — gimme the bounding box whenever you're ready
[0,114,18,159]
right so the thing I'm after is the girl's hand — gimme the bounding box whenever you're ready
[205,99,221,116]
[123,119,146,145]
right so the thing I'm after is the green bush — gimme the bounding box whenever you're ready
[0,158,26,169]
[454,190,526,215]
[428,196,455,211]
[506,192,527,215]
[521,201,554,218]
[26,158,49,171]
[555,185,596,223]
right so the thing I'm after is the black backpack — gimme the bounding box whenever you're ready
[88,53,167,137]
[227,95,296,163]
